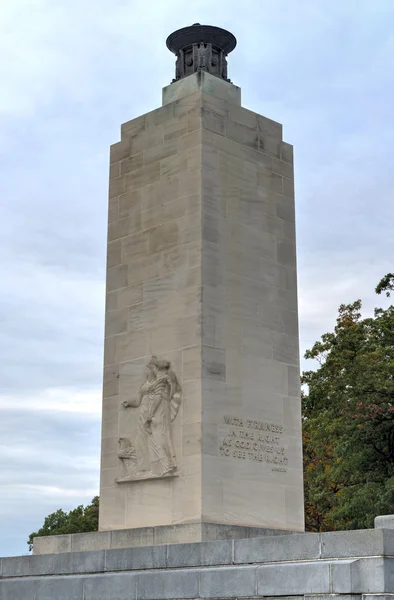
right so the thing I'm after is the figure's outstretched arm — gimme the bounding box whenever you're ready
[122,388,144,408]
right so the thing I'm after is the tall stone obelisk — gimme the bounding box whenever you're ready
[99,24,304,539]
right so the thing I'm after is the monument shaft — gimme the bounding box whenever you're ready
[100,70,304,535]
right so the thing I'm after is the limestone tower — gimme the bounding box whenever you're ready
[99,24,304,541]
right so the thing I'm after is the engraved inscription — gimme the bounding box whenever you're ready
[117,356,182,483]
[219,415,288,472]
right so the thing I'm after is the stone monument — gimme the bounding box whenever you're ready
[2,23,394,600]
[99,22,304,540]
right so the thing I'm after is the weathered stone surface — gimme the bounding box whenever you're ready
[105,545,167,572]
[234,533,320,564]
[34,576,85,600]
[34,523,293,556]
[2,551,105,578]
[375,514,394,529]
[331,560,357,593]
[257,561,331,595]
[0,578,37,600]
[348,557,387,593]
[163,71,241,106]
[5,528,394,598]
[31,534,71,556]
[84,572,137,600]
[200,565,257,598]
[99,69,303,535]
[52,550,105,575]
[364,597,394,600]
[137,568,199,599]
[167,540,232,568]
[321,529,390,559]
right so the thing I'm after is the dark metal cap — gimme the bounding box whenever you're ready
[166,24,237,55]
[166,24,236,83]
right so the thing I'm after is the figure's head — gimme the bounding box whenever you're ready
[147,355,171,376]
[144,365,154,379]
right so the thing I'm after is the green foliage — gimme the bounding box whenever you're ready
[376,273,394,297]
[303,280,394,531]
[28,496,99,551]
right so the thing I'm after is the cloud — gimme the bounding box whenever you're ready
[0,407,100,555]
[0,387,101,414]
[0,0,393,556]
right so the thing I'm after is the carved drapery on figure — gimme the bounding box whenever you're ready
[116,356,182,483]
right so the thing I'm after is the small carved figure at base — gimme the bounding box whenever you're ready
[116,437,179,482]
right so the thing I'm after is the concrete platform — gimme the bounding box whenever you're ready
[2,528,394,599]
[33,522,294,555]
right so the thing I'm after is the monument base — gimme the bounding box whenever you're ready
[32,522,294,555]
[2,523,394,599]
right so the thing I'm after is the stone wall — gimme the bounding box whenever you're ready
[3,529,394,598]
[33,523,293,555]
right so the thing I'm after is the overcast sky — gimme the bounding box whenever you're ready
[0,0,393,556]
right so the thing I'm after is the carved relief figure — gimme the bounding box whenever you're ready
[116,356,182,482]
[197,42,212,72]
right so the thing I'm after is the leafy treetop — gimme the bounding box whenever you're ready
[28,496,99,551]
[303,276,394,530]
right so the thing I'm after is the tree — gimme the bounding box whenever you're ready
[376,273,394,297]
[302,278,394,531]
[28,496,99,551]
